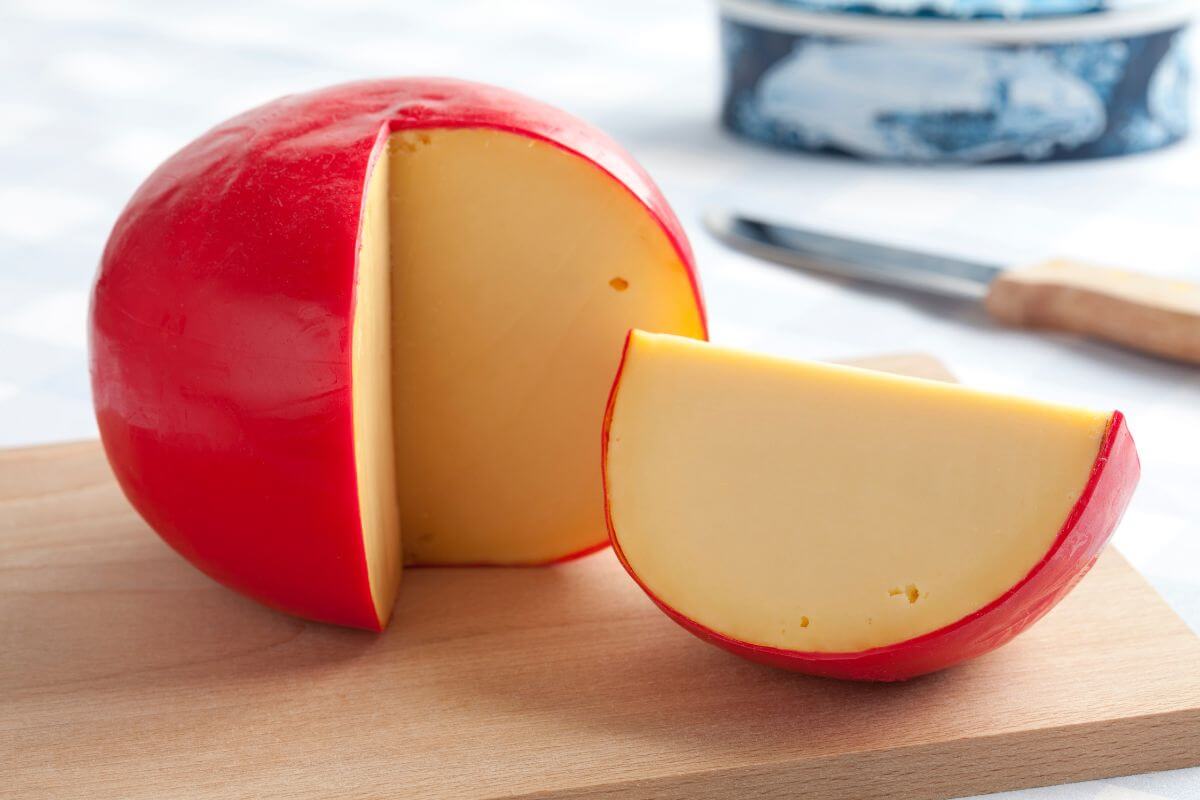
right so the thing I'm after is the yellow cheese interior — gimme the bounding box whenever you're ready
[386,129,703,565]
[605,331,1110,653]
[351,128,705,614]
[352,149,402,627]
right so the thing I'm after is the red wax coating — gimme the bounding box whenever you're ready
[91,78,705,630]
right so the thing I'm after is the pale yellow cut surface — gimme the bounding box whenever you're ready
[605,331,1110,653]
[351,151,402,627]
[350,128,705,600]
[386,129,703,565]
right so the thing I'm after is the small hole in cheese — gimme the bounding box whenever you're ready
[799,616,810,628]
[609,277,629,292]
[889,585,921,604]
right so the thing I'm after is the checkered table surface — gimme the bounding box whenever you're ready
[1,2,1198,797]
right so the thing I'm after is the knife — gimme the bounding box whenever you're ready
[704,209,1200,365]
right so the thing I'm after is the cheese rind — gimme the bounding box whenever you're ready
[605,331,1111,654]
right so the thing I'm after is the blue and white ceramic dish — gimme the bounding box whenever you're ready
[759,0,1163,20]
[720,0,1194,162]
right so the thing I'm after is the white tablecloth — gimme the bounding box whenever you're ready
[1,2,1197,796]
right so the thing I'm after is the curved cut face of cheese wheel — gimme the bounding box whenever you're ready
[352,129,704,591]
[353,149,403,625]
[604,332,1111,655]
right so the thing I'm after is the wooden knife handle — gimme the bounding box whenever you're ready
[983,259,1200,365]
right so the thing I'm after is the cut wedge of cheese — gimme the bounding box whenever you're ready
[603,331,1139,680]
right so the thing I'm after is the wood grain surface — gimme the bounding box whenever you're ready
[2,354,1199,800]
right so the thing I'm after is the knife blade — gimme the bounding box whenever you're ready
[704,209,1000,301]
[703,209,1200,365]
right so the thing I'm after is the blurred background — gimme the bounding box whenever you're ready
[1,2,1198,792]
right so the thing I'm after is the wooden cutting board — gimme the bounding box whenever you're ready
[2,353,1199,800]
